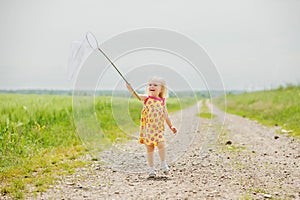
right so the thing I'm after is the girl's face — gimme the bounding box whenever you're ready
[147,81,162,97]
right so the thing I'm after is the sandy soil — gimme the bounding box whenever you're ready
[32,100,300,199]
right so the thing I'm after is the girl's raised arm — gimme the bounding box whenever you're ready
[126,83,147,101]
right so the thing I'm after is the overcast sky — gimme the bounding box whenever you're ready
[0,0,299,91]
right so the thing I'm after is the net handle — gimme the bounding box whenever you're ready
[85,32,141,100]
[86,32,129,84]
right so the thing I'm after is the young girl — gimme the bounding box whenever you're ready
[126,76,177,177]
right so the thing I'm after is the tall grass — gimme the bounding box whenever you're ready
[0,94,79,169]
[216,85,300,137]
[0,94,82,199]
[166,96,197,113]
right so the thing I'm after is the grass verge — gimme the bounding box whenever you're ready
[1,146,86,199]
[215,85,300,137]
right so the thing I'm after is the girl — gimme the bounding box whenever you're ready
[126,76,177,177]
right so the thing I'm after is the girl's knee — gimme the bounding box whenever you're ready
[157,142,165,149]
[146,144,155,152]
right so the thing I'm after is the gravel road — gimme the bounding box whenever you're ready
[34,100,300,200]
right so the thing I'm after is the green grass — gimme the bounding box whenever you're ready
[0,94,84,199]
[166,96,197,113]
[0,93,196,199]
[1,146,86,199]
[216,85,300,137]
[225,145,246,152]
[0,94,79,169]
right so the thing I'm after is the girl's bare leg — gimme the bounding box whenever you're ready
[146,144,155,167]
[157,141,170,173]
[157,142,166,162]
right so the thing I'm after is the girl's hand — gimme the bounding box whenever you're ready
[170,126,177,134]
[126,83,144,101]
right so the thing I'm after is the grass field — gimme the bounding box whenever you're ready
[216,85,300,137]
[0,93,196,199]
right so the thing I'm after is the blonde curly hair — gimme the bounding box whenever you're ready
[148,76,167,98]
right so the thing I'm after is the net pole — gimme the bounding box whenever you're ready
[95,43,141,100]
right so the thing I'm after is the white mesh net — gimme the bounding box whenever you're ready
[68,33,94,80]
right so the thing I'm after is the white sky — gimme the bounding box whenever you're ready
[0,0,299,91]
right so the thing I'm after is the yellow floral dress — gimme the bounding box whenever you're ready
[139,96,165,146]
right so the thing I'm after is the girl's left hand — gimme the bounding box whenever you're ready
[170,126,177,134]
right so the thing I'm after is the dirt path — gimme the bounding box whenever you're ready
[35,100,300,200]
